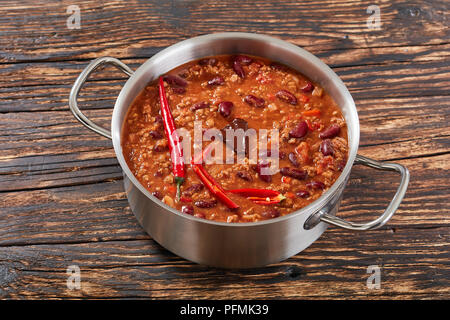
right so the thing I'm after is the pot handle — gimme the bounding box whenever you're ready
[319,154,410,231]
[69,57,134,139]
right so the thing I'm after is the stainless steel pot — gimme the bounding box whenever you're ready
[69,33,409,268]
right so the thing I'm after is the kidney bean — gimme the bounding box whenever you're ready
[182,183,204,197]
[236,170,253,182]
[198,58,218,66]
[171,86,186,94]
[194,199,218,208]
[289,121,308,138]
[153,144,168,152]
[260,149,285,161]
[259,173,272,183]
[244,94,265,108]
[222,118,250,156]
[288,152,300,167]
[319,124,340,139]
[270,62,289,72]
[296,190,310,198]
[306,181,325,190]
[154,114,163,125]
[261,208,280,219]
[163,74,187,87]
[218,101,234,118]
[319,139,334,156]
[182,205,194,215]
[233,60,245,78]
[301,82,314,93]
[208,76,224,86]
[152,191,163,200]
[149,130,163,139]
[253,161,272,183]
[280,167,308,180]
[228,118,249,131]
[235,55,253,65]
[191,101,210,112]
[154,170,163,177]
[276,89,297,105]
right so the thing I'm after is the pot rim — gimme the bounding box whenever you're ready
[111,32,360,228]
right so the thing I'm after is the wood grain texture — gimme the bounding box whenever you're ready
[0,0,449,300]
[1,45,449,113]
[0,155,448,246]
[0,227,448,299]
[0,96,448,192]
[0,0,448,63]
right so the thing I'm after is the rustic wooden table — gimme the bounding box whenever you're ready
[0,0,448,299]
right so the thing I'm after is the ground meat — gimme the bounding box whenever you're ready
[122,54,348,223]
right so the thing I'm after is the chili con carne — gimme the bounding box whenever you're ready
[191,163,239,210]
[122,54,349,222]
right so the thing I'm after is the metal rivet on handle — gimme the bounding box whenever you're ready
[303,209,327,230]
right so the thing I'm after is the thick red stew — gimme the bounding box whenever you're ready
[122,54,348,223]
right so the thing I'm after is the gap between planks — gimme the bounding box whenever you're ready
[0,223,447,248]
[0,150,448,195]
[0,40,449,66]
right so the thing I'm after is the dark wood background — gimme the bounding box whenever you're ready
[0,0,449,299]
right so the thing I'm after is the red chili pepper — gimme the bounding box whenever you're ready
[179,196,192,203]
[159,76,185,201]
[247,194,286,204]
[228,188,286,205]
[192,141,218,165]
[251,195,286,205]
[191,163,239,210]
[192,162,226,193]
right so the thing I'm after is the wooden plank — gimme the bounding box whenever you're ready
[0,154,448,248]
[338,153,449,227]
[0,0,448,300]
[336,61,450,100]
[1,43,449,89]
[318,43,450,68]
[0,80,127,113]
[0,93,448,192]
[0,180,149,247]
[0,59,144,89]
[0,1,448,63]
[357,95,450,157]
[0,48,449,113]
[0,226,448,299]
